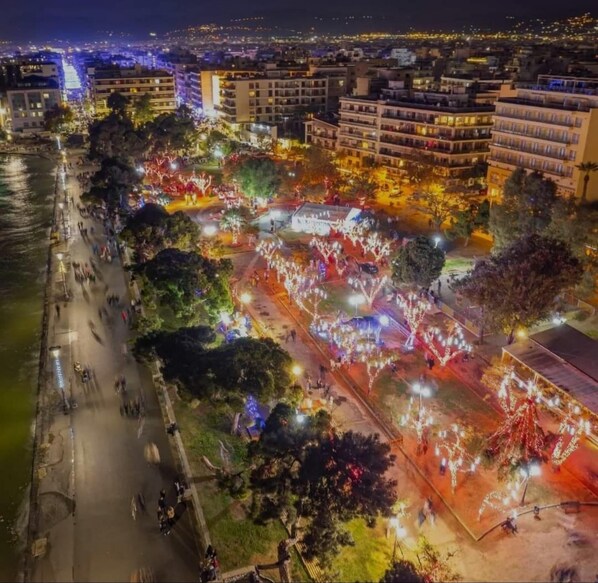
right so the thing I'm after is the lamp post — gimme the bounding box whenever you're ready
[519,461,541,506]
[388,515,406,562]
[348,293,365,316]
[56,252,68,299]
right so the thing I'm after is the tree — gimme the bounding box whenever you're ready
[138,249,233,325]
[146,106,197,154]
[133,325,215,364]
[391,236,445,289]
[132,93,154,125]
[299,146,339,187]
[410,184,464,230]
[249,405,396,565]
[344,173,379,201]
[149,337,296,404]
[455,235,583,342]
[120,203,201,260]
[44,103,74,134]
[87,157,140,209]
[380,561,425,583]
[448,200,490,246]
[88,113,148,162]
[489,168,557,250]
[232,156,281,201]
[575,161,598,203]
[106,91,129,116]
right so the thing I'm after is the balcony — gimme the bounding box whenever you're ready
[492,126,572,145]
[339,130,377,142]
[490,141,571,162]
[340,118,377,129]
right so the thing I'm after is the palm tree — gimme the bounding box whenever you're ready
[575,161,598,202]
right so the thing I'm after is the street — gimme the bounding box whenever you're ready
[32,158,200,583]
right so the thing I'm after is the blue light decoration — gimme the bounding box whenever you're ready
[51,352,66,401]
[245,394,259,422]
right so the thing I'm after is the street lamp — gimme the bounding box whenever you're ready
[348,293,365,316]
[56,253,68,299]
[239,291,252,305]
[388,515,407,561]
[519,461,541,506]
[434,236,441,248]
[291,364,302,377]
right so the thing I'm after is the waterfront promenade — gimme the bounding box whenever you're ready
[27,153,199,582]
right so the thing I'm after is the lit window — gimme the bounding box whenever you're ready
[43,93,49,98]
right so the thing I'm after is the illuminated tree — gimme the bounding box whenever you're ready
[310,236,343,264]
[396,293,430,348]
[421,322,471,367]
[551,404,591,468]
[410,184,463,230]
[348,275,389,308]
[435,424,480,493]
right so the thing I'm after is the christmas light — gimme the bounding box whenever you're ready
[435,424,480,493]
[422,322,471,367]
[348,275,388,308]
[396,293,431,349]
[551,403,591,467]
[360,232,392,262]
[399,384,434,446]
[310,236,343,265]
[256,238,282,266]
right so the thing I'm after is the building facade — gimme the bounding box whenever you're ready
[90,64,176,117]
[7,81,61,133]
[487,76,598,201]
[331,95,493,181]
[304,115,339,150]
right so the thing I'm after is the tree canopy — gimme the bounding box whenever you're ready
[231,156,281,201]
[132,93,155,126]
[137,248,233,325]
[455,234,583,341]
[121,203,201,260]
[249,404,396,565]
[489,168,557,250]
[391,236,445,289]
[410,184,463,230]
[143,335,295,404]
[43,103,74,134]
[85,157,140,209]
[88,113,148,163]
[146,107,197,155]
[107,91,129,116]
[380,561,425,583]
[447,200,490,245]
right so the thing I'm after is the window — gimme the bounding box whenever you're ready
[43,93,49,98]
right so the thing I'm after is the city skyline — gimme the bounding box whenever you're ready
[0,2,595,41]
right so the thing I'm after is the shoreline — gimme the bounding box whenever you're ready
[18,157,63,583]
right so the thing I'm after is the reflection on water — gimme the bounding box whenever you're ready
[0,155,55,580]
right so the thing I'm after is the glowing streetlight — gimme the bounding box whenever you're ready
[519,461,541,506]
[239,292,252,305]
[434,236,441,248]
[348,293,365,315]
[291,364,303,377]
[388,515,407,561]
[203,224,218,236]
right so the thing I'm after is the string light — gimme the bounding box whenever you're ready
[348,275,388,308]
[551,403,591,467]
[396,293,431,349]
[422,322,471,367]
[435,424,480,493]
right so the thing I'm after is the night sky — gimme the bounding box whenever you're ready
[0,0,594,41]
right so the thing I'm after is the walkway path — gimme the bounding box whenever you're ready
[30,154,199,582]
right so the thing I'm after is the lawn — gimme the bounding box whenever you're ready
[174,402,311,581]
[329,518,394,582]
[442,256,473,273]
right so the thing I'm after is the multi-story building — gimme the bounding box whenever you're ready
[304,115,339,150]
[89,64,176,117]
[7,79,61,133]
[202,71,329,127]
[332,93,493,181]
[487,75,598,201]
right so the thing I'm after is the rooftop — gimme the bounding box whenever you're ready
[341,95,494,114]
[293,202,360,223]
[503,324,598,414]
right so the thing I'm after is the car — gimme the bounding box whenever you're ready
[359,262,379,275]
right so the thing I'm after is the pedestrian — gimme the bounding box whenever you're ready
[121,310,128,324]
[55,304,60,318]
[437,280,442,295]
[290,329,297,342]
[124,401,130,416]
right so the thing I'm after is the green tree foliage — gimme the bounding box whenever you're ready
[380,561,425,583]
[300,146,339,187]
[132,93,155,125]
[447,200,490,245]
[231,156,281,201]
[88,113,148,162]
[344,173,379,201]
[142,336,294,404]
[489,168,557,250]
[410,184,464,230]
[121,203,201,261]
[133,325,215,363]
[137,248,233,325]
[146,106,196,154]
[106,91,129,116]
[391,236,446,289]
[455,234,583,342]
[249,404,396,566]
[85,157,140,209]
[43,103,74,134]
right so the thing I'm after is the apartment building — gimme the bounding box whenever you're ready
[333,93,493,181]
[487,75,598,200]
[90,64,176,117]
[7,80,61,133]
[201,70,329,127]
[304,115,339,150]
